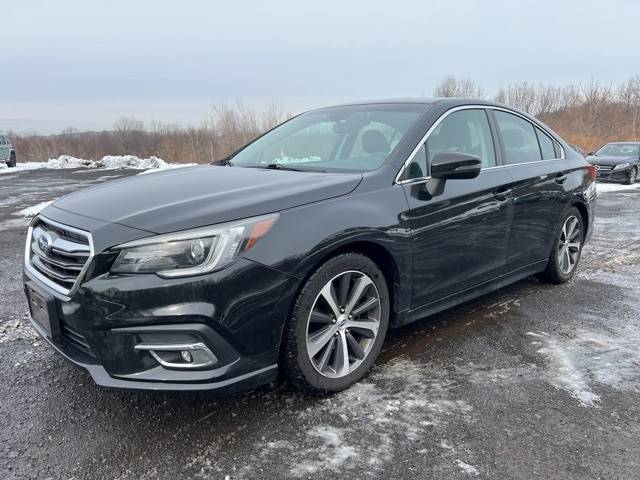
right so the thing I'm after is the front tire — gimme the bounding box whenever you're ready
[282,253,390,394]
[539,207,584,284]
[625,166,637,185]
[8,152,16,168]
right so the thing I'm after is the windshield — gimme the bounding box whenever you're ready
[595,143,640,157]
[229,104,427,172]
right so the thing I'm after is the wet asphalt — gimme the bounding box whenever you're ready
[0,168,639,480]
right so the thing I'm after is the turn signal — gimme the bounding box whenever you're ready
[244,217,277,251]
[587,164,597,180]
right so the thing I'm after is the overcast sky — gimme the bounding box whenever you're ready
[2,0,638,134]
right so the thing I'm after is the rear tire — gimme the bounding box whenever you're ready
[8,152,16,168]
[282,253,390,395]
[625,167,637,185]
[538,207,584,284]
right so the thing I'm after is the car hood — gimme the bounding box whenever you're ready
[586,155,636,166]
[51,165,363,233]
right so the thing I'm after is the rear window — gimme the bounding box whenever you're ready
[535,127,557,160]
[494,111,542,164]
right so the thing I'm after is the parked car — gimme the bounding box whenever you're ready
[586,142,640,184]
[0,133,16,167]
[23,99,596,395]
[569,143,586,156]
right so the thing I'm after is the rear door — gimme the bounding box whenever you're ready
[491,109,569,270]
[0,136,8,161]
[400,107,513,308]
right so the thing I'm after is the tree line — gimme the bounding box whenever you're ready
[435,75,640,151]
[10,75,640,163]
[11,103,289,164]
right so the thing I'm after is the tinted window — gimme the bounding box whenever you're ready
[401,109,496,181]
[0,137,5,145]
[595,143,640,157]
[536,127,556,160]
[494,111,542,164]
[553,140,563,158]
[427,109,496,168]
[231,105,425,173]
[403,143,427,180]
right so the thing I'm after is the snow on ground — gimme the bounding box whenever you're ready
[456,460,479,476]
[596,181,640,193]
[0,155,196,175]
[189,358,477,479]
[530,263,640,407]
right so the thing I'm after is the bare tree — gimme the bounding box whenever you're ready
[113,116,146,155]
[617,75,640,139]
[434,76,486,99]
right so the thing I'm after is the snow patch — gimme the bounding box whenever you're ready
[288,426,359,477]
[0,162,47,175]
[231,358,474,478]
[0,155,196,173]
[531,323,640,407]
[456,459,479,476]
[596,182,640,193]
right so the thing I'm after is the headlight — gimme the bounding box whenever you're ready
[613,163,631,170]
[110,213,278,278]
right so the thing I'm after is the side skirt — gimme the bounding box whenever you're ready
[393,260,548,328]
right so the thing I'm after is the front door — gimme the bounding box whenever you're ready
[400,108,512,308]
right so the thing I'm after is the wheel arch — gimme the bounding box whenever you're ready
[297,240,402,321]
[571,200,590,238]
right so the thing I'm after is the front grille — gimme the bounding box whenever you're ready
[60,320,96,358]
[596,165,614,171]
[26,216,93,296]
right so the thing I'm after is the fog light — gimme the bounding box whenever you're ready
[134,342,218,369]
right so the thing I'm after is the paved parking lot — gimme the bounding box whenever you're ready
[1,168,639,479]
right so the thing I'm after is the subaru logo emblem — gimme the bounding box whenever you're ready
[38,232,54,253]
[595,165,600,171]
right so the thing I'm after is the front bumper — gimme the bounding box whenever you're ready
[596,167,632,182]
[24,256,299,393]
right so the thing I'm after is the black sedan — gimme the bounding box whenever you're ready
[23,99,596,395]
[586,142,640,184]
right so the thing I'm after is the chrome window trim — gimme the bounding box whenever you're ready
[395,104,566,184]
[492,107,566,163]
[24,215,95,300]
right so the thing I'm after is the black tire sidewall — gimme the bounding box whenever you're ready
[286,253,390,393]
[9,153,16,168]
[549,207,584,282]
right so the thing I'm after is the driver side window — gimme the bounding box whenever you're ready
[402,109,496,181]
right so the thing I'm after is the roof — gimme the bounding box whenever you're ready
[316,97,512,110]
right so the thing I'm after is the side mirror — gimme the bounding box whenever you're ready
[431,152,482,180]
[587,152,594,156]
[423,152,482,198]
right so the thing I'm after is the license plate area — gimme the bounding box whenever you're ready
[25,283,61,338]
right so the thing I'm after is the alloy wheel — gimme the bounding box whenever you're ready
[306,270,381,378]
[631,168,637,184]
[558,215,581,275]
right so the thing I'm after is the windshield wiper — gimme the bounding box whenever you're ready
[210,157,233,166]
[264,163,305,172]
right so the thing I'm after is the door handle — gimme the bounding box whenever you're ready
[555,173,568,184]
[493,188,512,201]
